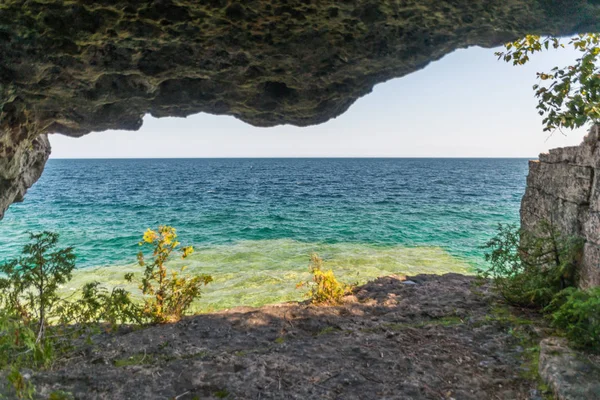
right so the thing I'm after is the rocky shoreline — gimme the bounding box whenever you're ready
[5,273,597,399]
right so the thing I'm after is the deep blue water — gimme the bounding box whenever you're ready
[0,158,528,270]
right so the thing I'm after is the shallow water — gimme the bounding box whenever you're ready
[0,158,529,309]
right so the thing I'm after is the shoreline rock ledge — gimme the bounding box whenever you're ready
[521,125,600,289]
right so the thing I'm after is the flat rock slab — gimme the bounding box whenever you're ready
[0,274,551,399]
[539,337,600,400]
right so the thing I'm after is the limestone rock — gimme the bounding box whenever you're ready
[526,161,593,204]
[0,0,599,218]
[521,125,600,288]
[0,134,50,219]
[538,337,600,400]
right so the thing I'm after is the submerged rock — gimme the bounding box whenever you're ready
[0,0,599,218]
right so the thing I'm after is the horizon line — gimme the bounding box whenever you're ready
[49,156,538,160]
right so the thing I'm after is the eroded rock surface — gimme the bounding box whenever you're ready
[0,274,550,399]
[539,337,600,400]
[1,0,599,218]
[521,125,600,288]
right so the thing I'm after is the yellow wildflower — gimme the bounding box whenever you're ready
[143,229,157,243]
[182,246,194,258]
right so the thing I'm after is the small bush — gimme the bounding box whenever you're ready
[0,232,76,343]
[0,232,77,369]
[480,222,600,351]
[63,225,212,327]
[7,366,35,400]
[0,226,215,378]
[521,220,583,289]
[479,222,583,308]
[0,312,54,369]
[297,254,352,305]
[48,390,75,400]
[58,281,144,329]
[547,287,600,350]
[135,226,213,323]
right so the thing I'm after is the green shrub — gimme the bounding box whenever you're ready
[0,232,77,369]
[135,226,213,323]
[0,312,54,369]
[0,232,76,342]
[521,220,583,289]
[297,254,352,305]
[480,222,600,351]
[7,366,35,400]
[479,222,583,308]
[57,281,144,329]
[0,226,216,375]
[48,390,75,400]
[547,287,600,350]
[60,225,212,327]
[0,232,143,371]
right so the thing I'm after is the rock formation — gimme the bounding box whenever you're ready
[0,274,553,399]
[521,125,600,288]
[1,0,599,218]
[538,337,600,399]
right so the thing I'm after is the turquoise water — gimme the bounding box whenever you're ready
[0,158,529,310]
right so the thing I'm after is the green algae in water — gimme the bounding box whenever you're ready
[67,239,472,312]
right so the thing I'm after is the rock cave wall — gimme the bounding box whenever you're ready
[521,125,600,288]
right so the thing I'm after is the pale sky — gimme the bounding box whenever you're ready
[50,44,589,158]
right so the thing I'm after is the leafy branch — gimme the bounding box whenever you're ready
[496,34,600,132]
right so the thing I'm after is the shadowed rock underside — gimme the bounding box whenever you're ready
[1,0,599,217]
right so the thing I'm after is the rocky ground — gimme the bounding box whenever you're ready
[539,337,600,400]
[2,274,559,399]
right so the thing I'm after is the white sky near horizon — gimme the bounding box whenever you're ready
[50,45,590,159]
